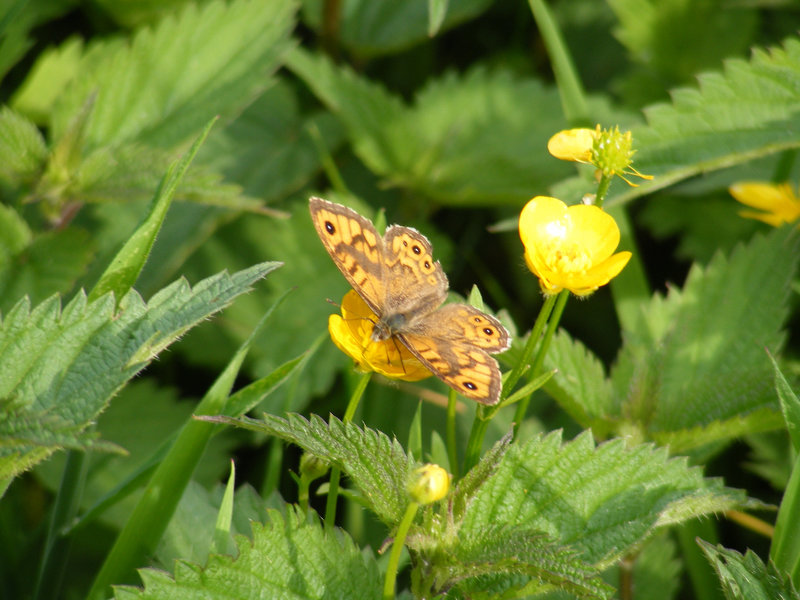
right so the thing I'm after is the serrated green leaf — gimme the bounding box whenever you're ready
[10,36,83,124]
[115,508,382,600]
[700,541,800,600]
[610,36,800,207]
[0,106,48,183]
[210,414,415,525]
[301,0,490,57]
[51,0,296,151]
[542,329,615,434]
[461,431,745,568]
[445,527,613,600]
[610,226,799,452]
[288,48,585,205]
[0,262,277,482]
[609,0,757,105]
[0,227,93,314]
[197,80,345,203]
[0,0,74,80]
[450,432,511,522]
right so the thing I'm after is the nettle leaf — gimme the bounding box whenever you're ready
[0,227,94,314]
[50,0,296,151]
[461,431,744,569]
[0,106,48,184]
[197,80,345,203]
[443,527,613,600]
[211,413,414,525]
[289,48,600,206]
[610,36,800,207]
[300,0,491,57]
[698,541,800,600]
[0,262,278,482]
[542,330,616,437]
[114,508,382,600]
[611,226,799,452]
[608,0,757,104]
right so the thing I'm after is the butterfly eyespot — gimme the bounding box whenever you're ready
[463,381,478,391]
[402,240,408,247]
[483,327,494,336]
[424,260,431,269]
[412,245,422,254]
[324,221,336,234]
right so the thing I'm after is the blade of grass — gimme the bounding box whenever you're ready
[211,460,236,556]
[88,116,218,305]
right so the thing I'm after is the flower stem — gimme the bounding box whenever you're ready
[594,173,612,208]
[463,404,490,473]
[383,501,419,600]
[512,289,569,436]
[527,0,588,124]
[325,371,371,531]
[446,389,459,479]
[504,293,558,395]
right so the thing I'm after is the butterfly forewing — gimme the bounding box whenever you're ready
[309,197,387,315]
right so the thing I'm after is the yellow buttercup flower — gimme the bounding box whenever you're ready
[548,125,652,187]
[328,290,432,381]
[729,182,800,227]
[519,196,632,296]
[407,464,450,505]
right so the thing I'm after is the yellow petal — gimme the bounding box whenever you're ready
[729,182,800,226]
[329,291,432,382]
[547,128,595,162]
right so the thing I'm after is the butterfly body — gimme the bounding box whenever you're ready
[310,196,510,404]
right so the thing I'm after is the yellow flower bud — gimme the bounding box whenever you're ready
[407,464,450,505]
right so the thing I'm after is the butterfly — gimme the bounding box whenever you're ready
[309,197,510,404]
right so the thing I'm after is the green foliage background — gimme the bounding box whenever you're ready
[1,0,800,599]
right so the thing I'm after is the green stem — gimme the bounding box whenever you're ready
[462,292,560,472]
[504,293,558,395]
[677,519,724,600]
[383,501,419,600]
[527,0,588,124]
[594,173,612,208]
[33,450,88,600]
[446,389,459,479]
[512,290,569,436]
[462,405,490,474]
[324,372,371,531]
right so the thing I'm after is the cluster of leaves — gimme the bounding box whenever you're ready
[1,0,800,599]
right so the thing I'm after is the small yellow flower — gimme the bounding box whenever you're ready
[548,125,652,187]
[407,464,450,505]
[729,182,800,227]
[328,290,432,381]
[519,196,632,296]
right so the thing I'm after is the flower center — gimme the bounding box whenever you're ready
[541,226,592,274]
